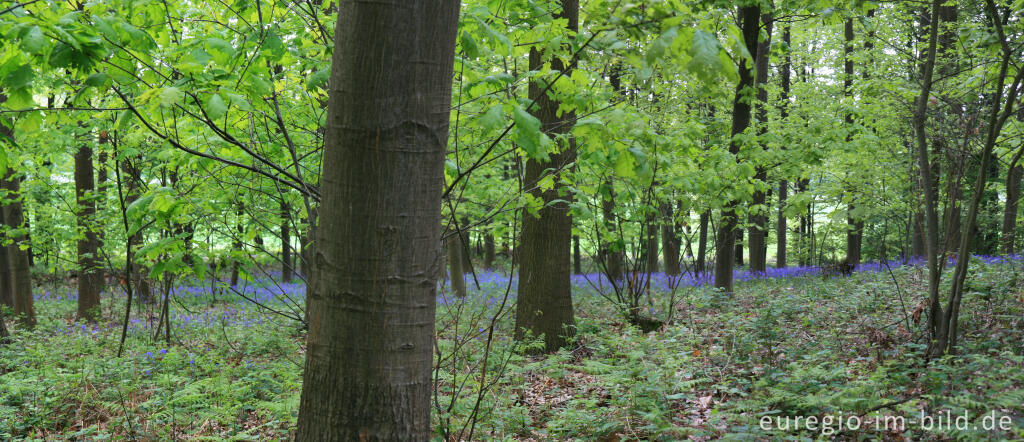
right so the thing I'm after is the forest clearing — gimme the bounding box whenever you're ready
[1,0,1024,440]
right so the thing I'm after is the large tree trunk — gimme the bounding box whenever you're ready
[514,0,578,354]
[75,143,102,322]
[715,4,760,292]
[293,0,459,439]
[1,171,35,328]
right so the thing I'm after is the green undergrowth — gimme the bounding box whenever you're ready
[2,263,1023,440]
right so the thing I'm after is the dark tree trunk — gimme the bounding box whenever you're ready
[484,233,495,270]
[1001,164,1022,254]
[696,210,709,274]
[843,17,865,265]
[515,0,578,354]
[294,0,459,439]
[645,209,659,273]
[75,143,102,322]
[460,217,472,270]
[122,161,152,304]
[281,202,293,283]
[600,180,623,282]
[448,236,466,297]
[661,203,679,275]
[573,234,581,274]
[733,228,743,266]
[715,4,760,292]
[776,25,792,269]
[230,202,243,287]
[749,12,773,274]
[1,171,35,327]
[0,207,12,308]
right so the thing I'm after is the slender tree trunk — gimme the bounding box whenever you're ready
[230,202,243,287]
[75,143,102,322]
[696,210,709,274]
[715,4,760,291]
[749,12,773,273]
[936,1,1023,355]
[776,26,792,269]
[601,180,623,281]
[294,0,459,439]
[573,234,581,274]
[734,229,743,266]
[1001,163,1022,254]
[515,0,578,353]
[122,160,151,304]
[0,207,12,308]
[281,202,293,283]
[646,209,659,273]
[484,233,495,270]
[661,203,680,275]
[448,236,466,298]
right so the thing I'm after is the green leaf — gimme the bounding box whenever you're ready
[21,26,47,54]
[3,64,34,90]
[83,72,108,87]
[307,68,329,91]
[206,93,227,119]
[160,87,183,106]
[513,106,547,161]
[479,105,504,131]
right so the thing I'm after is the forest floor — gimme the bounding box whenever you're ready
[1,258,1023,441]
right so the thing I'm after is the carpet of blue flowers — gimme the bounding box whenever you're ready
[1,256,1023,440]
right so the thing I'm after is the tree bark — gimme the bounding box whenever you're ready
[0,207,12,308]
[1,171,35,327]
[514,0,578,354]
[696,210,709,274]
[294,0,459,439]
[484,233,495,270]
[715,4,760,292]
[1001,163,1022,254]
[281,202,293,283]
[75,143,102,322]
[776,25,792,269]
[448,236,466,298]
[600,180,623,281]
[661,203,679,276]
[645,208,659,273]
[749,12,773,274]
[573,234,581,274]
